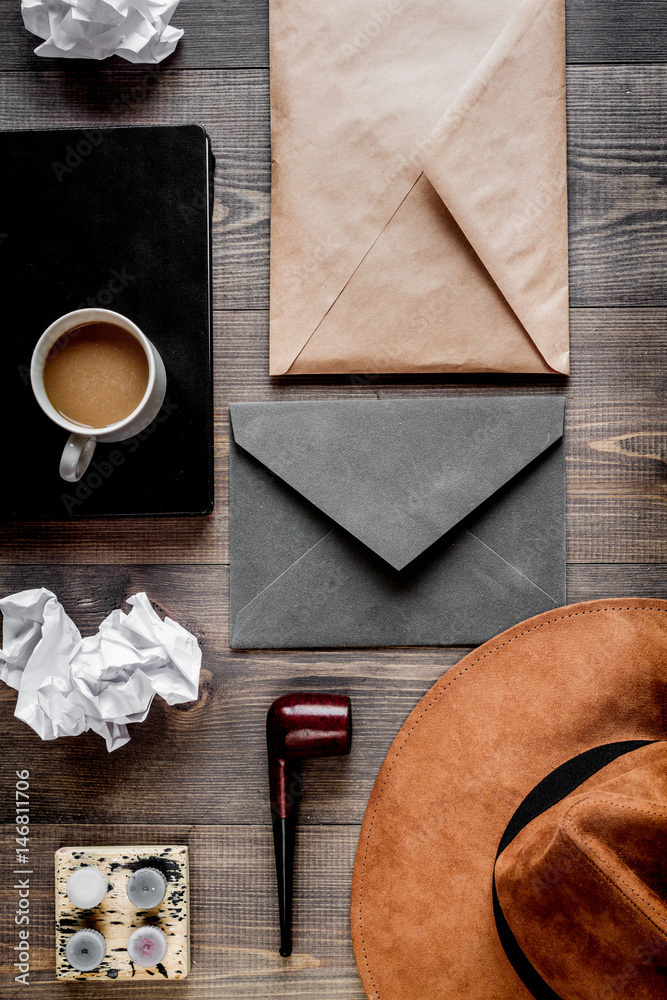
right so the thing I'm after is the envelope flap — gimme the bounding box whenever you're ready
[419,0,569,374]
[229,398,565,571]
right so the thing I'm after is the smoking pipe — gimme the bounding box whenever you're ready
[267,692,352,958]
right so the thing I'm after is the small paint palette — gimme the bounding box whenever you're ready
[55,845,190,981]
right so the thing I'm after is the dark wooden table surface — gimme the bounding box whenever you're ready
[0,1,665,996]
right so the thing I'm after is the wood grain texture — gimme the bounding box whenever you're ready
[2,309,665,565]
[0,626,465,826]
[566,0,667,64]
[0,12,665,1000]
[0,66,665,309]
[0,562,665,831]
[0,824,363,999]
[0,0,665,71]
[567,65,667,307]
[0,0,270,71]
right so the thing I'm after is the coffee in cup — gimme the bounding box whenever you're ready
[43,321,150,429]
[31,308,167,484]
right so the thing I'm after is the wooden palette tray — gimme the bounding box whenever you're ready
[55,845,190,981]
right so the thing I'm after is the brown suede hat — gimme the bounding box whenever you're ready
[351,600,667,1000]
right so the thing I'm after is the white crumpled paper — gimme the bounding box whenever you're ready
[0,589,201,751]
[21,0,184,64]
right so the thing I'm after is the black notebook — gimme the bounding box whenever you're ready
[1,124,214,519]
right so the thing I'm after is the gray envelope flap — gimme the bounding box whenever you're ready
[229,398,565,571]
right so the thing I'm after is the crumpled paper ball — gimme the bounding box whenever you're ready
[0,588,201,751]
[21,0,184,63]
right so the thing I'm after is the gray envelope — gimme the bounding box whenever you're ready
[229,398,566,649]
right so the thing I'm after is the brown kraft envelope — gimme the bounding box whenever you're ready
[269,0,569,376]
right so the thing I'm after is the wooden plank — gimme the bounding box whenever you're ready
[568,563,667,598]
[1,0,666,71]
[0,564,222,643]
[0,308,666,565]
[566,0,667,64]
[567,307,667,564]
[0,632,464,825]
[0,560,665,829]
[0,66,664,309]
[567,65,667,307]
[0,823,364,998]
[0,0,270,71]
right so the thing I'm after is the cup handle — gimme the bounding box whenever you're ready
[60,434,97,483]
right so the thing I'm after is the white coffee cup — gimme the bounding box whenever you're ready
[31,308,167,483]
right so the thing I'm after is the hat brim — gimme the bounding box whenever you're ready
[351,600,667,1000]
